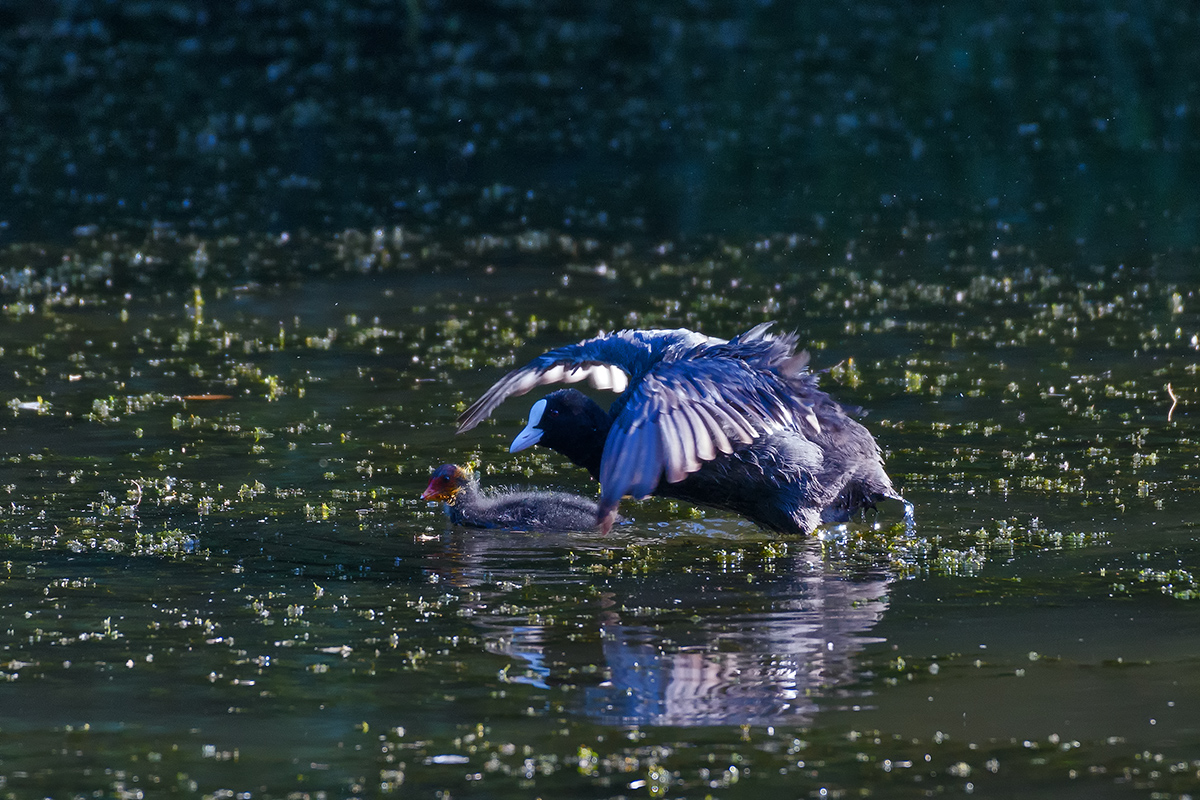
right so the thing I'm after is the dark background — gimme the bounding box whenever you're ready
[3,0,1198,259]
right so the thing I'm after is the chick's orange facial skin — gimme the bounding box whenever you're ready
[420,477,451,502]
[421,464,467,502]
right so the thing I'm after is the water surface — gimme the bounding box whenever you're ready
[3,1,1200,797]
[1,253,1198,798]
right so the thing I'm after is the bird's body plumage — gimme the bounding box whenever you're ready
[421,464,604,532]
[457,323,904,534]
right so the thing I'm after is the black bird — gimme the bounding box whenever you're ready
[420,463,605,531]
[457,323,906,534]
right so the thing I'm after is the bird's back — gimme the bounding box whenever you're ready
[452,486,602,531]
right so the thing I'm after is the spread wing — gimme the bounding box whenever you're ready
[455,328,719,433]
[597,356,824,507]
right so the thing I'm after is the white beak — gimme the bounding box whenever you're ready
[509,424,543,452]
[509,398,547,453]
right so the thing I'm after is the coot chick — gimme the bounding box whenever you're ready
[457,323,905,534]
[420,463,605,531]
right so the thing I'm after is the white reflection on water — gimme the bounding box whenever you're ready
[436,528,889,727]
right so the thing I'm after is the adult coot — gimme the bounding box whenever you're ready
[421,463,605,531]
[457,323,905,534]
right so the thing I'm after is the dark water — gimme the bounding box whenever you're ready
[5,1,1200,257]
[3,2,1200,799]
[2,263,1198,798]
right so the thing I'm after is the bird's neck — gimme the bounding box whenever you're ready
[568,427,607,479]
[552,415,610,480]
[446,479,477,522]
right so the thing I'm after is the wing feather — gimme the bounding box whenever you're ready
[692,404,733,455]
[456,329,711,433]
[655,412,689,483]
[704,400,758,444]
[596,352,825,495]
[458,324,848,517]
[679,403,716,462]
[599,419,661,503]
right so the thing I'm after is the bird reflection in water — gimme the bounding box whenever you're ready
[429,527,889,727]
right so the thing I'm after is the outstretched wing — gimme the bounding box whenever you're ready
[597,355,822,507]
[455,328,719,433]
